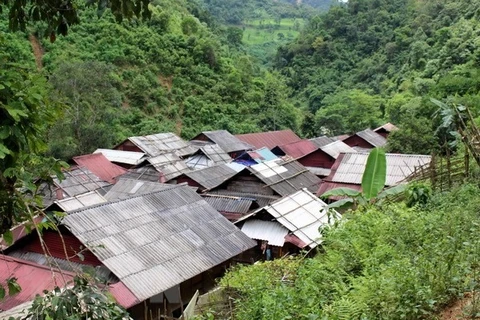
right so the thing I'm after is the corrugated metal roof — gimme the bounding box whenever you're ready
[105,178,179,201]
[259,189,339,248]
[62,185,256,302]
[184,163,241,190]
[351,129,387,147]
[41,167,111,204]
[185,144,231,170]
[310,136,335,148]
[208,190,280,208]
[327,152,431,186]
[94,149,146,166]
[248,158,321,197]
[241,220,288,247]
[193,131,253,153]
[55,190,108,212]
[0,216,44,251]
[73,153,127,184]
[272,140,318,159]
[305,166,331,177]
[128,133,197,157]
[236,130,302,150]
[0,255,75,311]
[202,194,253,214]
[121,166,161,182]
[320,141,357,159]
[374,122,398,133]
[147,153,191,181]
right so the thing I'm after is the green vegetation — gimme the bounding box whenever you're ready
[275,0,480,154]
[218,183,480,319]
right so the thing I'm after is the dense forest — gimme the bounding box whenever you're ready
[275,0,480,154]
[2,0,301,160]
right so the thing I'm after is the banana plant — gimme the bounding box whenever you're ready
[320,147,406,209]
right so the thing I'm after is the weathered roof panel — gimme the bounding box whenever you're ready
[328,152,432,186]
[310,136,335,148]
[94,149,145,166]
[208,190,280,208]
[320,141,357,159]
[147,153,191,181]
[185,144,231,170]
[273,140,318,159]
[128,133,197,157]
[63,186,255,301]
[121,166,161,182]
[184,163,240,190]
[56,190,108,212]
[194,130,253,153]
[249,159,321,196]
[73,153,127,184]
[49,167,111,201]
[261,189,338,248]
[202,194,253,214]
[353,129,387,147]
[236,130,302,150]
[241,220,288,247]
[105,178,180,201]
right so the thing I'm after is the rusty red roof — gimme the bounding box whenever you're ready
[272,140,318,159]
[236,130,302,150]
[0,216,44,251]
[0,254,75,311]
[73,153,127,184]
[317,181,363,200]
[109,281,141,308]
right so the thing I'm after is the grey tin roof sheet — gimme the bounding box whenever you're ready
[147,153,191,181]
[330,152,432,186]
[241,189,339,249]
[208,191,280,208]
[241,220,287,247]
[56,191,108,212]
[129,133,197,157]
[199,130,253,153]
[94,149,146,166]
[184,163,241,190]
[320,141,357,159]
[355,129,387,147]
[104,178,180,201]
[121,166,161,182]
[202,195,253,214]
[309,136,335,148]
[62,185,256,301]
[248,158,321,197]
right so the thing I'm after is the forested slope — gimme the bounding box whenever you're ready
[276,0,480,153]
[1,0,300,160]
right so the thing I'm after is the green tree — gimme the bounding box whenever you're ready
[47,61,122,159]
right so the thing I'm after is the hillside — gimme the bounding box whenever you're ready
[274,0,480,153]
[1,0,301,160]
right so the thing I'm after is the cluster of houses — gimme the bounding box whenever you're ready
[0,123,431,319]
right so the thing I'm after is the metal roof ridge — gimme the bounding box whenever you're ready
[65,183,190,215]
[0,253,78,277]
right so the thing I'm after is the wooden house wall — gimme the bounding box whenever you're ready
[21,229,102,266]
[375,129,389,138]
[342,135,374,149]
[297,150,335,168]
[128,259,233,320]
[115,140,143,153]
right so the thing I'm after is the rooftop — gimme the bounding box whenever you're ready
[309,136,335,148]
[126,132,197,157]
[62,185,256,301]
[182,163,243,190]
[346,129,387,148]
[374,122,399,133]
[272,140,318,159]
[73,153,127,184]
[192,130,253,153]
[320,140,357,159]
[325,152,432,186]
[236,130,302,150]
[93,149,146,166]
[248,158,321,197]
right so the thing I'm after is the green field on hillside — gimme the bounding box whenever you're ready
[241,18,305,45]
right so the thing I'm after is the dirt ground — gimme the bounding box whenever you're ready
[439,293,474,320]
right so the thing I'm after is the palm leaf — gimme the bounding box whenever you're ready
[361,147,386,200]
